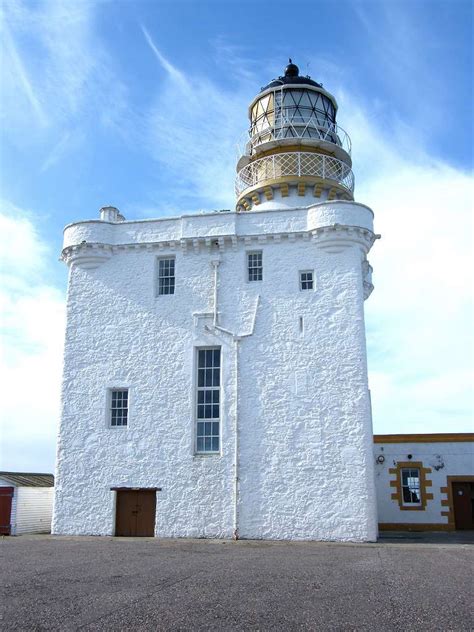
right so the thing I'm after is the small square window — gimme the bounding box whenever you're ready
[158,257,175,295]
[247,251,262,282]
[110,389,128,427]
[299,270,314,291]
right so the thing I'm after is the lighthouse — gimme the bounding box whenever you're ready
[53,61,379,541]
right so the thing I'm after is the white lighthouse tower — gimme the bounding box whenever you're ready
[53,61,379,541]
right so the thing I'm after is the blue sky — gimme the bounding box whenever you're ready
[1,0,473,472]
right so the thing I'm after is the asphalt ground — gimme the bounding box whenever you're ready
[1,534,473,631]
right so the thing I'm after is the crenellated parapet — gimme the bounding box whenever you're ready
[62,201,379,300]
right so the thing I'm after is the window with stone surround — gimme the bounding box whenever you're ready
[299,270,314,290]
[196,348,221,453]
[401,468,421,506]
[157,257,175,295]
[247,251,263,282]
[110,389,128,427]
[389,461,433,510]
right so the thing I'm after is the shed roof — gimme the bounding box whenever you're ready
[0,472,54,487]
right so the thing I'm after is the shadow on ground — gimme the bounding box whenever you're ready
[378,530,474,545]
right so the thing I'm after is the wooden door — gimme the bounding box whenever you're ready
[452,482,474,530]
[115,490,156,537]
[0,487,14,535]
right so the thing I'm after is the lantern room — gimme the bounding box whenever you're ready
[236,61,354,212]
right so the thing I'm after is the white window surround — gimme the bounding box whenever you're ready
[105,386,131,429]
[247,251,263,282]
[299,270,314,291]
[194,347,221,455]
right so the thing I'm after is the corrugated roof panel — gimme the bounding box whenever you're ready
[0,472,54,487]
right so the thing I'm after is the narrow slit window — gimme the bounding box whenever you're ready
[110,389,128,427]
[401,468,421,506]
[299,270,314,291]
[196,348,221,453]
[247,251,263,282]
[158,257,175,295]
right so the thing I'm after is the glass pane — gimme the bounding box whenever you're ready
[402,487,412,503]
[212,437,219,451]
[198,350,206,367]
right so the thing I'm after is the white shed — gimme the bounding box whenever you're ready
[0,472,54,535]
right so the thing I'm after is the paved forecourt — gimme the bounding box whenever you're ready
[1,535,472,631]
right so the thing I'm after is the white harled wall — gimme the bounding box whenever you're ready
[53,201,378,541]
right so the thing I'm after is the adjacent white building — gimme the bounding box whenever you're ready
[0,472,54,535]
[374,434,473,531]
[53,60,380,541]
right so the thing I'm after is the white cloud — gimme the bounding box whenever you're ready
[0,202,65,471]
[341,100,474,433]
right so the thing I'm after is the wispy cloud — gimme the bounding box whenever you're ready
[0,0,129,153]
[142,25,187,87]
[1,19,48,128]
[40,129,84,172]
[140,30,256,210]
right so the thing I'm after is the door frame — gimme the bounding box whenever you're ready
[441,476,474,530]
[111,487,161,537]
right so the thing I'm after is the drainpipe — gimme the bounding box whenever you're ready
[206,260,260,540]
[233,337,239,540]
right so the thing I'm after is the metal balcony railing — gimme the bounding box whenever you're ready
[235,152,355,197]
[237,119,352,157]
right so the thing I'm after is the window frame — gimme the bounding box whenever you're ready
[247,250,263,283]
[108,388,129,429]
[156,256,176,296]
[194,347,221,455]
[400,467,422,507]
[299,270,314,291]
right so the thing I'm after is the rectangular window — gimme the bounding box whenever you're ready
[299,270,314,290]
[158,257,175,295]
[247,251,262,282]
[110,389,128,427]
[196,348,221,453]
[401,468,421,506]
